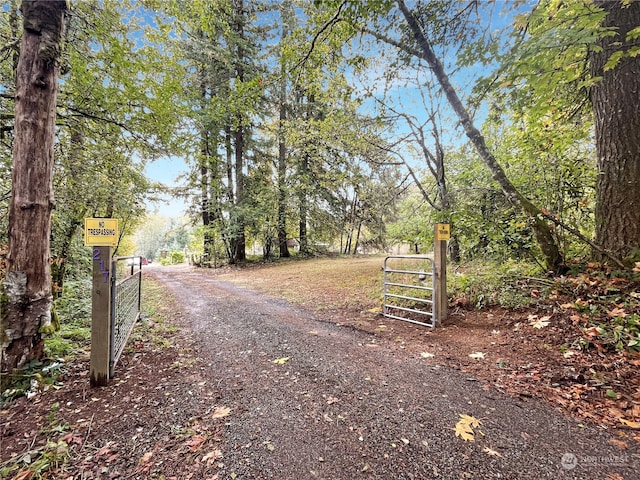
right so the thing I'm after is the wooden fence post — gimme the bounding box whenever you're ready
[433,224,449,325]
[90,246,112,387]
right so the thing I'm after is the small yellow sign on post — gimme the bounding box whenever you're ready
[435,223,450,241]
[84,218,119,247]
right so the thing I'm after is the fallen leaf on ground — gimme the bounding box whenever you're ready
[202,449,223,465]
[212,406,231,419]
[619,418,640,429]
[529,315,550,329]
[584,326,602,338]
[454,414,482,441]
[139,451,153,464]
[272,357,290,364]
[483,446,501,457]
[607,307,627,318]
[186,435,207,452]
[61,432,83,445]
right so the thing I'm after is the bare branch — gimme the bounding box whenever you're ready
[291,1,347,74]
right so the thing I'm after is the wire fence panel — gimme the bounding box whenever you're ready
[110,258,142,377]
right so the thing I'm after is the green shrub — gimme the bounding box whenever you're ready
[449,259,546,309]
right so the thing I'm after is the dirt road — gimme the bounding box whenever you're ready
[148,265,637,480]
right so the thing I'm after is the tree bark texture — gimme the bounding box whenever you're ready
[2,0,66,378]
[298,153,310,255]
[590,0,640,262]
[396,0,564,272]
[278,123,291,258]
[201,134,213,264]
[277,73,290,258]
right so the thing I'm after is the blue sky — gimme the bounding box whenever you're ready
[144,156,190,218]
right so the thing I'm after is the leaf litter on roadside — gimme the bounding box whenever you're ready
[212,406,231,419]
[454,414,483,441]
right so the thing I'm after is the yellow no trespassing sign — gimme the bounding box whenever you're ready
[435,223,451,241]
[84,218,119,246]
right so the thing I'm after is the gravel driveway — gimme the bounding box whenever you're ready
[149,265,637,480]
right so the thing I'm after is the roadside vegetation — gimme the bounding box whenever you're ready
[0,275,180,479]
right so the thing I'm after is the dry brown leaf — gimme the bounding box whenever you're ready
[202,449,223,465]
[584,326,601,338]
[212,406,232,419]
[483,446,501,457]
[619,418,640,429]
[530,315,551,329]
[607,307,627,318]
[454,414,481,442]
[139,451,153,464]
[186,434,207,452]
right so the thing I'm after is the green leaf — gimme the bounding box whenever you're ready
[627,26,640,42]
[604,51,624,72]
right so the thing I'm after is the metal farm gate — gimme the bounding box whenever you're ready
[109,256,143,377]
[383,255,436,327]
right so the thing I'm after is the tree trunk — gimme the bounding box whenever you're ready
[353,220,362,255]
[201,134,212,265]
[397,0,564,272]
[590,1,640,263]
[277,84,291,258]
[277,4,291,259]
[298,152,310,255]
[232,0,246,263]
[233,121,246,262]
[2,0,67,380]
[277,128,291,258]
